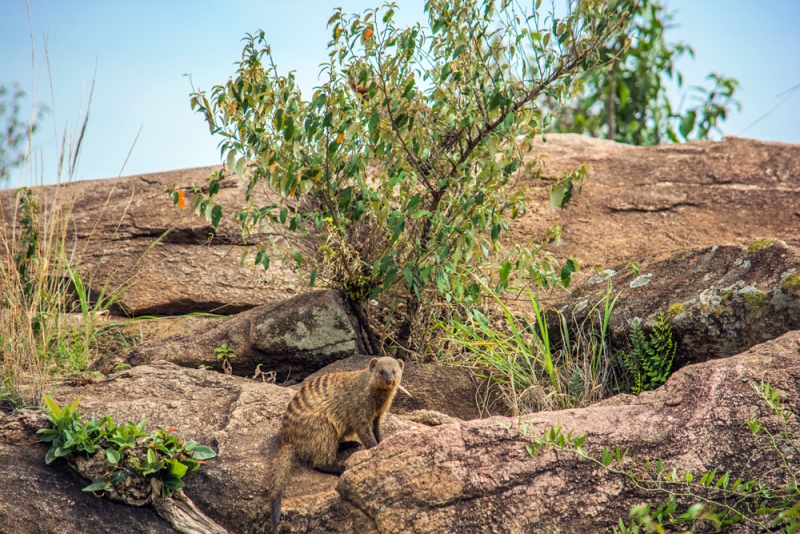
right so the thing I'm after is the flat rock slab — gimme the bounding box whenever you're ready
[513,135,800,268]
[552,240,800,365]
[0,166,307,316]
[96,289,369,381]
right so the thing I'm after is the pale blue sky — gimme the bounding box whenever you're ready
[1,0,798,187]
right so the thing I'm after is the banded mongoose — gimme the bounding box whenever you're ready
[267,356,404,531]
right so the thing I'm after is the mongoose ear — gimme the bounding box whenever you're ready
[397,359,404,370]
[369,358,378,371]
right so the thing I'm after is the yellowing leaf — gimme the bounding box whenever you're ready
[269,162,278,172]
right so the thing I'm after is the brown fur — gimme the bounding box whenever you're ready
[267,357,404,532]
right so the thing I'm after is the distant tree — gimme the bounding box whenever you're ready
[0,83,47,183]
[551,0,740,145]
[183,0,636,352]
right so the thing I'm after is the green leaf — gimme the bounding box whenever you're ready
[147,449,158,466]
[499,261,512,286]
[190,445,217,460]
[235,157,246,179]
[82,479,112,493]
[679,111,697,139]
[168,460,189,479]
[211,205,223,228]
[43,395,62,419]
[550,185,565,211]
[309,269,317,287]
[110,470,129,486]
[471,309,490,330]
[208,179,220,197]
[368,112,380,132]
[491,223,501,243]
[105,449,121,466]
[283,116,295,141]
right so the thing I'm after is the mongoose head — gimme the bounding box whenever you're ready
[369,357,404,389]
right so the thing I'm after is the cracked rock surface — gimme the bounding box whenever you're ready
[514,135,800,269]
[1,362,448,533]
[2,135,796,315]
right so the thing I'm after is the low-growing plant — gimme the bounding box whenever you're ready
[620,313,676,394]
[214,343,236,375]
[512,380,800,533]
[38,395,216,498]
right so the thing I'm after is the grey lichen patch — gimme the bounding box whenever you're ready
[630,273,653,288]
[740,286,771,310]
[747,238,773,253]
[780,270,800,291]
[283,307,356,353]
[588,269,617,285]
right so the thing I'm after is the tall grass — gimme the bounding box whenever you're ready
[0,184,74,407]
[0,54,125,408]
[439,279,623,415]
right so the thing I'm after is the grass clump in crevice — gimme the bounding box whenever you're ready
[439,279,623,415]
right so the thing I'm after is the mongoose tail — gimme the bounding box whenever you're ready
[268,443,296,532]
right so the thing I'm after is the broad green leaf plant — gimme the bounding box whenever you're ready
[38,396,216,498]
[181,0,635,351]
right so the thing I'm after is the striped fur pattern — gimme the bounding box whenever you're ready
[267,357,404,532]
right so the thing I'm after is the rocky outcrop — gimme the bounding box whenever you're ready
[95,290,370,381]
[553,240,800,365]
[516,135,800,268]
[4,331,799,533]
[0,166,307,316]
[1,361,450,533]
[3,136,796,317]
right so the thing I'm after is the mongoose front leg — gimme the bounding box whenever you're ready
[372,416,382,444]
[357,426,378,449]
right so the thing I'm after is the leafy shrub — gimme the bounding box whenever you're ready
[620,313,676,394]
[38,396,216,498]
[180,0,636,352]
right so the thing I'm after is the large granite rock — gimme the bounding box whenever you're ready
[96,290,370,382]
[3,331,799,533]
[551,240,800,365]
